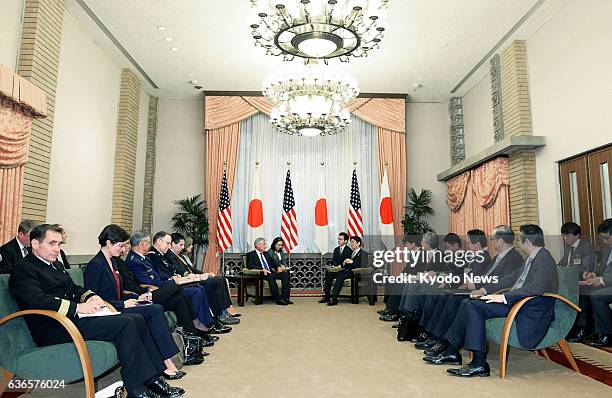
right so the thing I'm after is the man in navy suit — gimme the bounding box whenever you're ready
[0,219,36,273]
[426,224,558,377]
[246,237,292,305]
[579,218,612,347]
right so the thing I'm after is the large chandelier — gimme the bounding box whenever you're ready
[263,67,359,136]
[249,0,390,63]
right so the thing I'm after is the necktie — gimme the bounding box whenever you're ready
[21,246,28,258]
[260,253,270,272]
[567,246,574,267]
[511,258,533,290]
[484,255,502,277]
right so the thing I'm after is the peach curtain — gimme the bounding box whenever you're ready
[203,123,241,273]
[377,127,406,244]
[447,157,510,240]
[351,98,406,133]
[0,96,34,244]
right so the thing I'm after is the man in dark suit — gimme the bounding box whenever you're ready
[166,232,239,325]
[0,219,36,274]
[420,225,524,357]
[246,237,292,305]
[578,218,612,347]
[322,235,368,306]
[557,222,596,342]
[9,224,184,398]
[147,231,229,334]
[319,232,353,304]
[558,222,596,272]
[426,224,558,378]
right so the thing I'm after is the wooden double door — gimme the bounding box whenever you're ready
[559,145,612,246]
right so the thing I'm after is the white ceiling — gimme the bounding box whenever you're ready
[64,0,566,101]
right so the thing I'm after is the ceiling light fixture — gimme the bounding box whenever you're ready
[157,26,166,31]
[171,47,179,52]
[165,37,173,42]
[249,0,390,64]
[263,65,359,136]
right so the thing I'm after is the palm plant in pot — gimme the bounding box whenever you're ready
[171,195,209,269]
[402,188,435,237]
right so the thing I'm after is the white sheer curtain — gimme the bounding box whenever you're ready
[230,112,380,253]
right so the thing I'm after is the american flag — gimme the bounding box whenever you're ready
[281,169,298,253]
[347,169,363,237]
[216,169,232,253]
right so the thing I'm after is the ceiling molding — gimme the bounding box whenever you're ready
[450,0,547,94]
[202,90,408,99]
[75,0,158,89]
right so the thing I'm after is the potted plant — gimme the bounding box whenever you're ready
[171,195,209,268]
[402,188,435,236]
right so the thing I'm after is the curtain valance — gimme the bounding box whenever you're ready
[204,95,405,133]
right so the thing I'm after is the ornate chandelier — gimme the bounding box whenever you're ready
[263,67,359,136]
[249,0,390,63]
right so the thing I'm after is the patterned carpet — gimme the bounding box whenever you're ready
[539,343,612,386]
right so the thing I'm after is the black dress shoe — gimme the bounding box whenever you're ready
[392,323,399,329]
[379,313,400,322]
[183,355,204,365]
[425,342,447,357]
[146,377,185,397]
[285,300,294,304]
[229,313,241,317]
[588,334,611,347]
[423,352,462,365]
[195,331,216,346]
[567,328,588,343]
[162,370,186,380]
[377,308,390,315]
[218,313,240,325]
[410,331,429,343]
[447,362,490,377]
[415,338,439,350]
[206,324,232,334]
[202,334,219,343]
[276,299,288,305]
[327,299,338,306]
[318,297,330,303]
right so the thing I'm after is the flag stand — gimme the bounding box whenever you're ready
[221,251,225,276]
[320,253,324,292]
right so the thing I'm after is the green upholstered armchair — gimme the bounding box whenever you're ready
[350,254,377,305]
[0,274,119,398]
[484,266,581,379]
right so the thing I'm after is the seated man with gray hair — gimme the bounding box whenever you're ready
[0,219,37,274]
[246,237,292,305]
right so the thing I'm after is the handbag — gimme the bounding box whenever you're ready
[175,329,203,365]
[170,330,185,370]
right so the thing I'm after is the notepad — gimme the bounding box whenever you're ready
[78,307,120,318]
